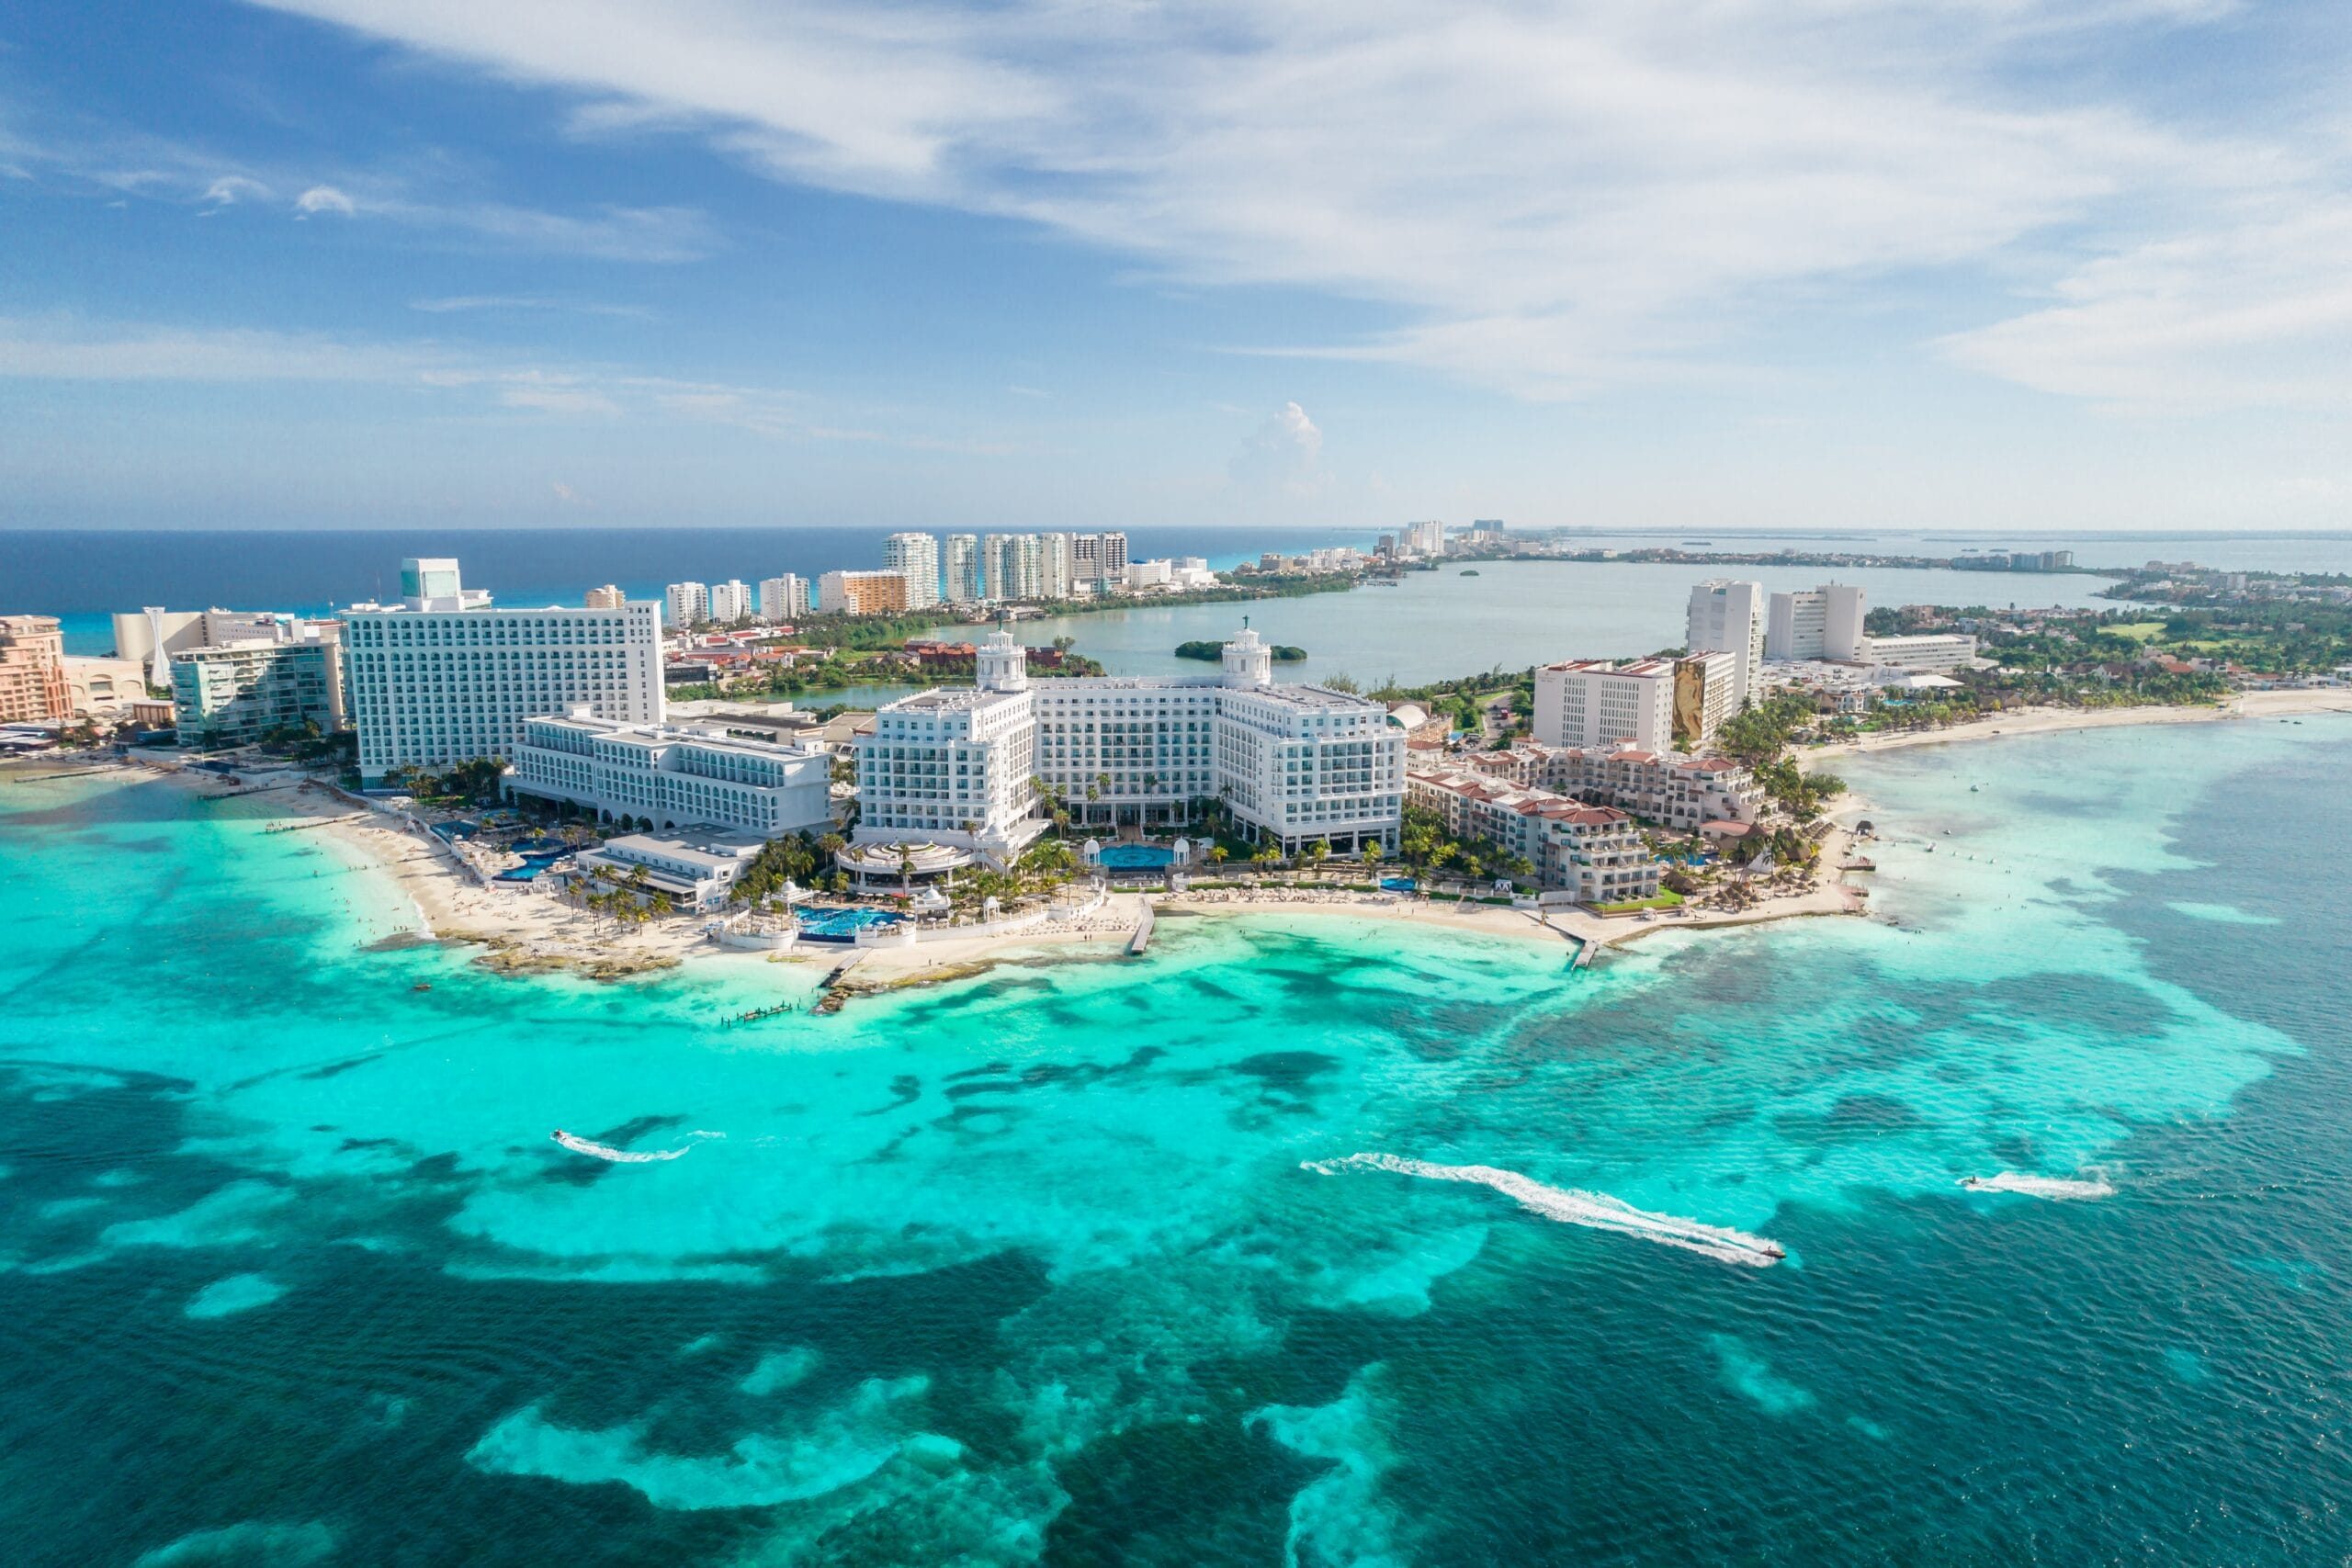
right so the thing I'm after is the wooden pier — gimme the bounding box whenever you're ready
[1127,899,1155,955]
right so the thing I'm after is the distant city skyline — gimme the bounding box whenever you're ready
[2,0,2347,532]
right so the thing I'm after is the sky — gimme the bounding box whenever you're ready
[1,0,2347,534]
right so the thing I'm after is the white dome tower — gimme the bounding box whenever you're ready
[1222,623,1272,688]
[977,626,1028,692]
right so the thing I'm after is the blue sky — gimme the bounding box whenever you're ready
[2,0,2346,532]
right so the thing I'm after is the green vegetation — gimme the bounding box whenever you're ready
[1396,804,1535,887]
[1714,694,1846,821]
[1174,639,1306,661]
[384,757,507,807]
[1593,890,1685,914]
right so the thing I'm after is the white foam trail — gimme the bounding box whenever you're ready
[1961,1172,2113,1201]
[552,1131,692,1163]
[1306,1153,1783,1267]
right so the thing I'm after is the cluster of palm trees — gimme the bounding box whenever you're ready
[730,828,851,909]
[1395,807,1534,887]
[566,863,675,931]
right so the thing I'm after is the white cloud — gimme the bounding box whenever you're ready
[238,0,2348,406]
[0,314,985,447]
[550,479,589,503]
[294,184,356,216]
[1939,200,2352,412]
[203,175,271,206]
[1227,401,1325,495]
[409,293,652,317]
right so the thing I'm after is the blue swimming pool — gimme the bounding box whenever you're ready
[1097,845,1176,870]
[1381,877,1418,892]
[796,908,905,942]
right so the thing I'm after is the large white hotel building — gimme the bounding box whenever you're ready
[345,558,664,786]
[854,626,1404,863]
[508,710,832,837]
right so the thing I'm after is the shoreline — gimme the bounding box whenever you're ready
[42,685,2344,987]
[1807,688,2352,760]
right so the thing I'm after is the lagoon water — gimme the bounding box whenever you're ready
[5,717,2352,1564]
[1016,557,2128,686]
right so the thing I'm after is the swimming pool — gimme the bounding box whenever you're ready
[796,908,905,942]
[1380,877,1418,892]
[1096,845,1176,870]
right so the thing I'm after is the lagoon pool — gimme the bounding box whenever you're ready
[1096,845,1176,870]
[796,908,904,942]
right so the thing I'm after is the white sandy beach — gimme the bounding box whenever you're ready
[74,686,2339,983]
[1812,687,2352,759]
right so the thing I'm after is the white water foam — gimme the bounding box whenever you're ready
[1960,1171,2114,1201]
[551,1130,717,1164]
[1305,1153,1783,1267]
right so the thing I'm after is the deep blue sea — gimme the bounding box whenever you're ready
[3,716,2350,1563]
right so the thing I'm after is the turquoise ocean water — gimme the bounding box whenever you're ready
[4,717,2350,1564]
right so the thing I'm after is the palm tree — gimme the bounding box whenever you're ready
[1363,841,1384,873]
[1207,844,1228,868]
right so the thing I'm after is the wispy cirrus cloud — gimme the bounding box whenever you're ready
[0,115,716,261]
[0,314,994,449]
[408,294,653,318]
[239,0,2352,409]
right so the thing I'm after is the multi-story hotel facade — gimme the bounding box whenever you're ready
[944,536,981,605]
[344,560,664,785]
[1686,579,1766,710]
[0,615,70,723]
[664,581,709,627]
[1767,582,1867,661]
[854,627,1404,865]
[1455,742,1766,832]
[1534,658,1677,751]
[508,710,833,838]
[1405,767,1661,903]
[818,570,910,615]
[758,574,811,620]
[883,534,943,607]
[170,637,340,749]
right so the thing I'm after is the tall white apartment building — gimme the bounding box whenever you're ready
[707,580,752,625]
[1072,532,1128,588]
[854,626,1403,865]
[1533,659,1677,751]
[758,574,811,620]
[883,533,943,607]
[1039,533,1075,600]
[1767,583,1867,660]
[509,709,832,837]
[944,536,981,605]
[984,533,1043,601]
[665,581,710,628]
[1686,580,1766,710]
[344,560,663,785]
[1404,521,1447,557]
[584,585,626,610]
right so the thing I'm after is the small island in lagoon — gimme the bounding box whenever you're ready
[1176,638,1306,661]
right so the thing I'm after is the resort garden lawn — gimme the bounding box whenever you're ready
[1592,889,1687,915]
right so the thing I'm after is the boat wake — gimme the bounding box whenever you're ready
[1961,1171,2113,1201]
[550,1129,717,1164]
[1305,1153,1783,1267]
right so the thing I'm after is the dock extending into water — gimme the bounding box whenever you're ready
[1127,900,1155,955]
[264,812,368,835]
